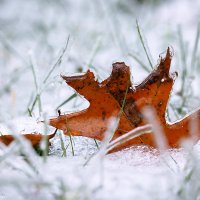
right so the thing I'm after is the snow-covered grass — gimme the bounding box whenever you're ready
[1,0,200,199]
[1,137,200,200]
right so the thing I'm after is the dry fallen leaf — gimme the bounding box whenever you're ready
[50,48,200,152]
[0,131,56,148]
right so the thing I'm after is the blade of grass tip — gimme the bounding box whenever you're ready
[25,92,34,115]
[136,19,154,70]
[29,35,70,113]
[29,52,42,113]
[27,108,33,117]
[191,22,200,71]
[43,35,70,84]
[128,52,150,73]
[29,95,39,114]
[178,25,187,86]
[177,26,189,114]
[87,36,103,81]
[87,36,102,69]
[56,93,77,110]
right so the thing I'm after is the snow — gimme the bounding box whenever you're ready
[1,0,200,199]
[1,139,200,200]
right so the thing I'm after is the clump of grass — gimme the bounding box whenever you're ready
[175,24,200,116]
[130,21,200,121]
[29,51,42,114]
[27,35,70,116]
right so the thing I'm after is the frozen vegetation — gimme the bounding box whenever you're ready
[1,0,200,199]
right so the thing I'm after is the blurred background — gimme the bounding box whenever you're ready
[0,0,200,124]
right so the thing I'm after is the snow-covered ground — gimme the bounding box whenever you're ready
[1,139,200,200]
[1,0,200,199]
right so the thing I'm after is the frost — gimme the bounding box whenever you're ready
[1,0,200,199]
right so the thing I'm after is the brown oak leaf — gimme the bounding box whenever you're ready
[49,48,200,152]
[0,131,56,148]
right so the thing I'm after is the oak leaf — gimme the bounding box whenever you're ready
[49,48,200,152]
[0,132,56,148]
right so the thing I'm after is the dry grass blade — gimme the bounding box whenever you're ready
[106,124,152,153]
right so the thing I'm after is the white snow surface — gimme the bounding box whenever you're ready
[1,137,200,200]
[1,0,200,199]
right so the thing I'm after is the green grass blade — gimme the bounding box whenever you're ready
[136,19,154,69]
[43,35,70,84]
[56,93,77,110]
